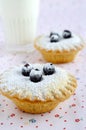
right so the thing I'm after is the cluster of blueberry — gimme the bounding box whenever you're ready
[22,63,55,83]
[50,30,72,43]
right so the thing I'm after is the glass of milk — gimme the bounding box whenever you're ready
[0,0,40,51]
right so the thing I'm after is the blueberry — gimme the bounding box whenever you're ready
[24,63,29,67]
[30,69,42,83]
[43,63,55,75]
[50,33,61,42]
[22,63,32,76]
[62,30,72,39]
[50,32,58,37]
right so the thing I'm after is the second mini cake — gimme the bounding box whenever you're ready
[34,30,84,63]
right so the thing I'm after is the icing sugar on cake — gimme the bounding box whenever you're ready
[0,64,70,101]
[36,34,83,51]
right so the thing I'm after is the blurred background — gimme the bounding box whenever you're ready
[0,0,86,43]
[37,0,86,39]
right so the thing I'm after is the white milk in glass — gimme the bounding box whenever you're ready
[0,0,40,46]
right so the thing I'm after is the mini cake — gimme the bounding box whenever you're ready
[0,63,77,114]
[34,30,84,63]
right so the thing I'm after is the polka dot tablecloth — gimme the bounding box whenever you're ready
[0,0,86,130]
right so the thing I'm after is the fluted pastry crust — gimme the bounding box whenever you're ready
[0,64,77,113]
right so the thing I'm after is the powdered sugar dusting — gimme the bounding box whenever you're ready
[23,64,32,72]
[30,69,42,77]
[43,63,55,70]
[0,64,69,101]
[36,34,83,51]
